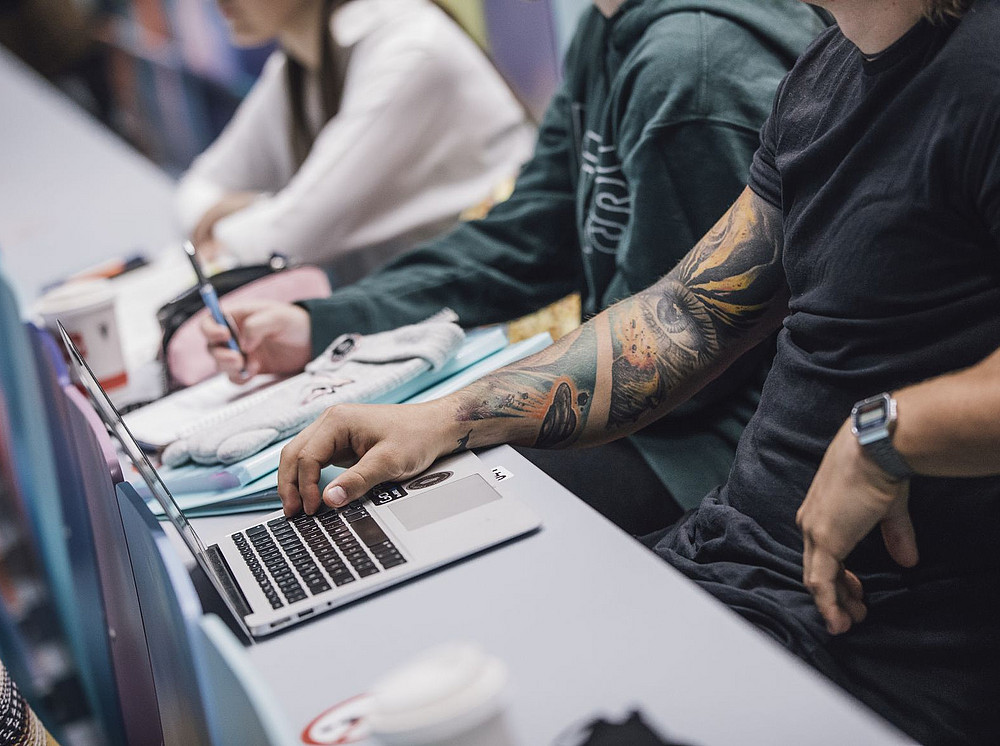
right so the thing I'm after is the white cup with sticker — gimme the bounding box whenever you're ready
[369,641,515,746]
[35,278,128,391]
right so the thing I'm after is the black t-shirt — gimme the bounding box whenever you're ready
[736,4,1000,574]
[650,4,1000,744]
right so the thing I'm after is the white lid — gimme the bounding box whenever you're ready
[34,278,115,316]
[369,641,508,744]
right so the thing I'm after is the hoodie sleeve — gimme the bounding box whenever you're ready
[605,13,774,304]
[301,81,583,351]
[605,5,822,305]
[606,9,801,410]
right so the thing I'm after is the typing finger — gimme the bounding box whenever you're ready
[278,437,307,516]
[284,408,362,508]
[277,415,331,512]
[296,447,326,515]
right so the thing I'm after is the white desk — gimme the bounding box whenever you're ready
[0,46,196,404]
[191,446,915,746]
[0,45,180,309]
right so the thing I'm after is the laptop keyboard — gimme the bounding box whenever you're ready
[232,502,407,610]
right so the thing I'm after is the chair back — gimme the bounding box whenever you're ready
[116,481,212,745]
[0,392,59,733]
[0,269,95,731]
[196,614,296,746]
[27,324,127,744]
[62,382,162,744]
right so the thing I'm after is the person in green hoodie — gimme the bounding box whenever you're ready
[204,0,828,533]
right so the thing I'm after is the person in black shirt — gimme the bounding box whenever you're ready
[276,0,1000,743]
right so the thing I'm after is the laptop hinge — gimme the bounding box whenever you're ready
[205,543,253,621]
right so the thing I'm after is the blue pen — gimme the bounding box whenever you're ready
[183,240,245,359]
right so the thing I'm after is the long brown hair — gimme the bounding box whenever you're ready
[285,0,531,169]
[924,0,973,22]
[286,0,350,168]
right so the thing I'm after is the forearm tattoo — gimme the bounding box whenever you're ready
[451,429,472,454]
[452,191,783,448]
[456,324,598,448]
[607,195,783,426]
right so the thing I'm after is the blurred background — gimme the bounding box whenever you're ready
[0,0,587,177]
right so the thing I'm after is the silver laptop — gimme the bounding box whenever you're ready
[58,322,541,639]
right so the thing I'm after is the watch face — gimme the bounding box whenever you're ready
[851,393,893,435]
[855,400,887,430]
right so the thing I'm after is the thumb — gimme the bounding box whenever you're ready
[323,444,398,506]
[880,486,919,568]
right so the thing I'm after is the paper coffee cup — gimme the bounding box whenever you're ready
[35,278,128,390]
[369,641,514,746]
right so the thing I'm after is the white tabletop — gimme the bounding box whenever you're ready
[0,46,197,405]
[0,45,180,309]
[190,446,915,746]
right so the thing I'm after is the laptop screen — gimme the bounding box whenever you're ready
[56,321,208,562]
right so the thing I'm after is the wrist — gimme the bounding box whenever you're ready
[850,392,915,482]
[437,384,538,452]
[422,396,478,455]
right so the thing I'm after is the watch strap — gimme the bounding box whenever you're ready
[861,435,914,481]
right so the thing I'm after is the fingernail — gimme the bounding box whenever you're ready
[325,484,348,506]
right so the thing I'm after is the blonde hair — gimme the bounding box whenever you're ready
[924,0,973,22]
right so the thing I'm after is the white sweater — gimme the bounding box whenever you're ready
[176,0,535,281]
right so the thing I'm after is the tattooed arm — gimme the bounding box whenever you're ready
[450,186,787,449]
[278,188,785,514]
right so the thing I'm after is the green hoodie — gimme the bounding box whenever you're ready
[302,0,827,509]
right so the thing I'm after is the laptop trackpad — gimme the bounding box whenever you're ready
[388,474,500,531]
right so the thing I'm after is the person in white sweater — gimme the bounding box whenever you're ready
[176,0,535,283]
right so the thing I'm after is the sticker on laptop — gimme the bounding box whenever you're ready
[369,469,458,504]
[367,482,408,506]
[489,465,514,484]
[405,471,453,490]
[363,451,504,507]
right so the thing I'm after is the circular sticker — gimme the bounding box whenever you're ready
[301,693,372,745]
[405,471,454,490]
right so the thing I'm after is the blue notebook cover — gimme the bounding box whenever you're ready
[136,326,510,500]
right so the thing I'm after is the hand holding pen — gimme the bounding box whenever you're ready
[184,240,247,369]
[198,299,315,384]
